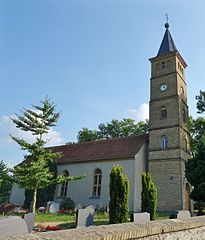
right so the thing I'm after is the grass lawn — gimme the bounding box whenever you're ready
[35,212,109,230]
[35,212,109,223]
[1,211,170,225]
[35,213,75,223]
[157,212,171,220]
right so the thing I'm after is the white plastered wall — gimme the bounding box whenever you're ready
[56,144,146,212]
[10,183,25,206]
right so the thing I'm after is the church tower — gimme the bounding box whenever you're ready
[148,22,191,211]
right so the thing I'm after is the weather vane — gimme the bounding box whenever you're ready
[165,13,169,28]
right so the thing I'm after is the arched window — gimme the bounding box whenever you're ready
[60,170,69,197]
[160,106,167,119]
[160,135,168,149]
[93,168,102,197]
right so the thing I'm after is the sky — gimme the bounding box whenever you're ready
[0,0,205,167]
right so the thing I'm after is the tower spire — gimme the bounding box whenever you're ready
[157,16,177,57]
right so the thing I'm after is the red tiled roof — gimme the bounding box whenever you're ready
[49,134,149,164]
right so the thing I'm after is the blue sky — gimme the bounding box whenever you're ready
[0,0,205,166]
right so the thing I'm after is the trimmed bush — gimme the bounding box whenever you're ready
[141,172,157,220]
[60,197,75,210]
[109,165,129,224]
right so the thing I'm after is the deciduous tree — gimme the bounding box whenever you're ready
[196,90,205,114]
[77,118,149,143]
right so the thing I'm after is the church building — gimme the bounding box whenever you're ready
[10,22,191,212]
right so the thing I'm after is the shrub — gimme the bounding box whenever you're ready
[141,172,157,220]
[60,197,75,210]
[109,165,129,224]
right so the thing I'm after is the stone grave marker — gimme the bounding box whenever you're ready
[47,201,54,212]
[0,216,28,237]
[49,202,59,213]
[76,208,94,227]
[23,212,35,233]
[130,212,150,224]
[85,205,95,211]
[169,210,191,219]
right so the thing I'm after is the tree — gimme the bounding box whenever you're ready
[0,161,13,204]
[186,135,205,188]
[189,116,205,156]
[196,90,205,114]
[24,160,57,209]
[11,97,82,213]
[109,165,129,224]
[186,90,205,209]
[141,173,157,220]
[77,118,149,143]
[77,128,99,142]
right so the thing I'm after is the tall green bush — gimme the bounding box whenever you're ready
[109,165,129,224]
[141,173,157,220]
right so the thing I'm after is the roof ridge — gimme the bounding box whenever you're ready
[49,133,148,149]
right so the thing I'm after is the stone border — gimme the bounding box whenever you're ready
[1,216,205,240]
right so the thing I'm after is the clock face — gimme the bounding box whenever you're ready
[160,84,167,92]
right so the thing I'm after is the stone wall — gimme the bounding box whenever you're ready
[2,216,205,240]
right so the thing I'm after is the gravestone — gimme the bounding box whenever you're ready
[169,210,191,219]
[130,212,150,224]
[0,216,28,237]
[85,205,95,211]
[24,213,35,233]
[47,201,54,212]
[76,208,94,227]
[49,202,59,213]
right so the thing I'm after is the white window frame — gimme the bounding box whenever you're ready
[161,135,168,149]
[93,168,102,197]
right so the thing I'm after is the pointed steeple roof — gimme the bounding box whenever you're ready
[157,23,177,57]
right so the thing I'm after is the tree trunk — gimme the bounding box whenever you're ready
[31,188,37,213]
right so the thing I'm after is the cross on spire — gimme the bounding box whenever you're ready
[165,14,169,28]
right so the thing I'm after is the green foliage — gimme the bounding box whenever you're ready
[76,128,99,142]
[189,116,205,156]
[186,135,205,188]
[10,97,82,213]
[60,197,75,210]
[0,161,13,204]
[24,160,57,209]
[190,182,205,202]
[76,118,149,143]
[196,90,205,114]
[185,90,205,206]
[109,165,129,224]
[141,173,157,220]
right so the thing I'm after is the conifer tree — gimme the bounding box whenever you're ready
[109,165,129,224]
[11,97,82,213]
[0,160,13,203]
[141,173,157,220]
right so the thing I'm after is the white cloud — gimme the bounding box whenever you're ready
[0,115,65,166]
[127,103,149,122]
[0,115,65,146]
